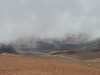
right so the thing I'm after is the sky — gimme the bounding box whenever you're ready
[0,0,100,43]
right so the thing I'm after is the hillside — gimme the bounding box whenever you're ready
[0,54,100,75]
[76,39,100,51]
[51,39,100,60]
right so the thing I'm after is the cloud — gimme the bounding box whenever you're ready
[0,0,100,43]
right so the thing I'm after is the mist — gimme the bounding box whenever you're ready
[0,0,100,43]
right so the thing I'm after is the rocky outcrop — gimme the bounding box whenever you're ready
[49,50,74,55]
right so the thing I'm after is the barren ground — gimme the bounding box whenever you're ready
[0,54,100,75]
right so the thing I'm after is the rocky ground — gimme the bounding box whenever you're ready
[0,53,100,75]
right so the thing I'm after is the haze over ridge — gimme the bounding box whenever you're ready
[0,0,100,43]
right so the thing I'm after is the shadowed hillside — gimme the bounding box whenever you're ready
[76,39,100,51]
[58,39,100,60]
[0,44,20,55]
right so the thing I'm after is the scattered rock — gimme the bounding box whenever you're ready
[87,64,92,67]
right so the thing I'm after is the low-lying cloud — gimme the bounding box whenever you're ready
[0,0,100,43]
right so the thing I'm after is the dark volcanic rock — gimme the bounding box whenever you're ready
[0,44,20,55]
[19,44,78,54]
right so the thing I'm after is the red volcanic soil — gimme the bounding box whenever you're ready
[0,54,100,75]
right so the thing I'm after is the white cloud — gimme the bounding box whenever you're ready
[0,0,100,43]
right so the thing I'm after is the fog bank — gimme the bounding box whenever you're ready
[0,0,100,43]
